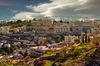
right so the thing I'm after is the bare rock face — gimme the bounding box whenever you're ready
[85,47,100,66]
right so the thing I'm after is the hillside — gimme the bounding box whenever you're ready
[0,43,100,66]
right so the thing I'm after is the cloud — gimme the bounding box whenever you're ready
[76,0,100,13]
[12,0,100,20]
[9,9,18,13]
[26,5,34,11]
[12,12,43,20]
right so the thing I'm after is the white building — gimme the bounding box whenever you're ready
[54,25,70,34]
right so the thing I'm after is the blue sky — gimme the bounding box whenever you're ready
[0,0,50,20]
[0,0,100,20]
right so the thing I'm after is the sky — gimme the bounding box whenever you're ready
[0,0,100,20]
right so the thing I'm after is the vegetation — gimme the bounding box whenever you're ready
[0,43,100,66]
[0,20,32,27]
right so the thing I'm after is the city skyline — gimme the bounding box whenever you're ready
[0,0,100,20]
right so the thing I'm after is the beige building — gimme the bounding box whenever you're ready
[0,26,10,34]
[64,35,78,43]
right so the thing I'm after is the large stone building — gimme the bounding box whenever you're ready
[30,18,100,36]
[54,24,70,34]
